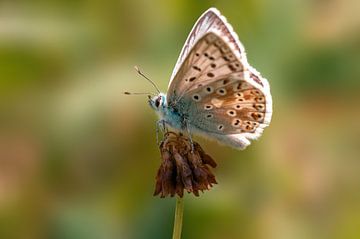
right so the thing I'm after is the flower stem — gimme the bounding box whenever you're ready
[172,196,184,239]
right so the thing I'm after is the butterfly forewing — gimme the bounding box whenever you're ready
[168,32,244,102]
[168,8,248,88]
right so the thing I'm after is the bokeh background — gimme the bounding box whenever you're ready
[1,0,359,238]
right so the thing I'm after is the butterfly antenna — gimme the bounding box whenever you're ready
[124,91,156,96]
[134,66,161,94]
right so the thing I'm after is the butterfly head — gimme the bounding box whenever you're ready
[148,93,166,111]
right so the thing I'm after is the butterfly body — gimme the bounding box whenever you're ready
[149,93,185,130]
[148,8,273,149]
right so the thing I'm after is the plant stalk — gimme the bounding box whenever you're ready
[172,196,184,239]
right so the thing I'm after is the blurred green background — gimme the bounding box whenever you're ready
[0,0,359,238]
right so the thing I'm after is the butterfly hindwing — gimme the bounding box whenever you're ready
[180,71,269,135]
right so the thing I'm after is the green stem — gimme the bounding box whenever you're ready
[172,196,184,239]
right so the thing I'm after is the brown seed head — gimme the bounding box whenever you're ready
[154,132,217,198]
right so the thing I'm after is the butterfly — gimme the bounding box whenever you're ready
[146,8,272,149]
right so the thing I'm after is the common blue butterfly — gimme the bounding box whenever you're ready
[145,8,272,149]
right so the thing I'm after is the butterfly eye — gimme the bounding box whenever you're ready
[155,97,161,108]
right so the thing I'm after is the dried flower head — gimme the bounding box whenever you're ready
[154,132,217,198]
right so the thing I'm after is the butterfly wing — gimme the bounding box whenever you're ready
[168,8,247,92]
[167,8,272,149]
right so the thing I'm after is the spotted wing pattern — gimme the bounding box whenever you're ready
[168,8,250,88]
[168,32,245,102]
[166,8,272,148]
[187,72,270,134]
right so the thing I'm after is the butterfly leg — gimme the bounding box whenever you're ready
[156,120,167,145]
[184,120,195,152]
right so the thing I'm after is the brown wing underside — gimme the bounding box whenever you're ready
[167,32,245,102]
[188,75,269,134]
[167,32,269,134]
